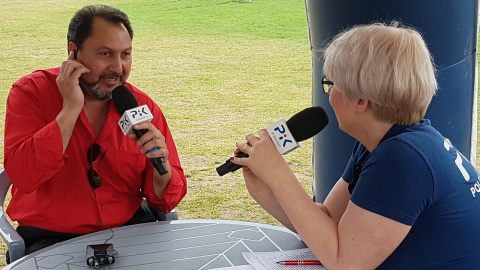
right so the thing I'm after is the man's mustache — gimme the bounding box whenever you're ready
[100,73,123,81]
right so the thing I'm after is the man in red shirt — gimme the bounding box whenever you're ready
[3,4,187,258]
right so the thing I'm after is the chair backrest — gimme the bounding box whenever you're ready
[0,169,25,263]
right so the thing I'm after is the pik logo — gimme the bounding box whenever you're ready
[266,119,299,155]
[118,105,154,135]
[273,124,293,147]
[129,107,150,119]
[119,114,130,130]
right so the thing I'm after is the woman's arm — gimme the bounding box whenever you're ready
[231,130,412,269]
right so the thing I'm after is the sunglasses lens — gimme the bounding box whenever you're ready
[87,143,102,189]
[87,168,101,189]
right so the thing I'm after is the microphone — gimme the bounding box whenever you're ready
[216,106,329,176]
[112,85,168,175]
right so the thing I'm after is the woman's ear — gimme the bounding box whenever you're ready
[356,98,370,114]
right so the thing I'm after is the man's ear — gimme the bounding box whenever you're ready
[68,42,78,59]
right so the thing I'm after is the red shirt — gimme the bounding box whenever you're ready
[4,68,187,234]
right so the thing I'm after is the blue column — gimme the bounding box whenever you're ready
[305,0,479,202]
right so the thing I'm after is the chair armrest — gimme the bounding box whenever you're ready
[154,208,179,221]
[141,199,179,221]
[0,170,25,263]
[0,209,25,263]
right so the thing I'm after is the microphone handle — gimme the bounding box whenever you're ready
[134,129,168,175]
[216,152,249,176]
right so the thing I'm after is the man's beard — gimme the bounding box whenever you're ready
[79,73,124,100]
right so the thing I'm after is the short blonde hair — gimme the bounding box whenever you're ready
[323,22,438,125]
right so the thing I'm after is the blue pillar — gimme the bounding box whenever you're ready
[305,0,479,202]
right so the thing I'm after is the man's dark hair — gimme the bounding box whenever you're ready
[67,5,133,50]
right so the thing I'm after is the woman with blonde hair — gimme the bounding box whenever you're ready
[230,22,480,269]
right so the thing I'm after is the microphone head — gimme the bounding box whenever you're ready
[112,85,139,115]
[286,106,329,142]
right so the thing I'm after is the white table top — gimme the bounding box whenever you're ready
[4,219,307,269]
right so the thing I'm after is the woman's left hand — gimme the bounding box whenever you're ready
[231,129,292,186]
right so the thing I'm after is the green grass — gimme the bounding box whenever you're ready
[0,0,314,266]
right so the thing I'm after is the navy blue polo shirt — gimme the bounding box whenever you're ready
[342,120,480,269]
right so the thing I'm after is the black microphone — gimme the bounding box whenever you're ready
[112,85,168,175]
[216,106,329,176]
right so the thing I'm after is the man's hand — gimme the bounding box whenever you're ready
[56,51,90,109]
[127,122,169,161]
[55,51,91,152]
[128,121,172,199]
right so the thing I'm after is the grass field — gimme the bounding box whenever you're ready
[0,0,314,266]
[0,0,478,268]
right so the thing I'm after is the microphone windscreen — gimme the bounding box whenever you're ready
[112,85,139,115]
[287,106,329,142]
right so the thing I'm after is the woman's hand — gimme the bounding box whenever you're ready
[231,129,292,187]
